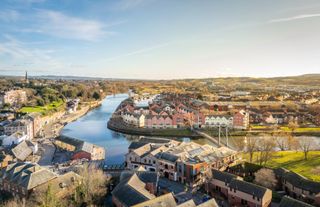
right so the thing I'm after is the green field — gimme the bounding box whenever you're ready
[244,151,320,181]
[20,100,65,115]
[280,127,320,133]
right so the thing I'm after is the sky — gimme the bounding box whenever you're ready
[0,0,320,79]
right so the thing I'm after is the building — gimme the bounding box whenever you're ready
[233,110,250,129]
[11,141,34,161]
[1,131,28,146]
[0,89,27,106]
[4,119,34,140]
[132,193,219,207]
[126,138,238,187]
[208,170,272,207]
[25,113,42,138]
[0,162,57,197]
[112,171,158,207]
[33,171,82,199]
[204,115,233,128]
[275,168,320,206]
[0,151,13,168]
[55,135,105,161]
[279,196,315,207]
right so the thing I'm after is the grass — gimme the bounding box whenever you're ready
[20,100,64,115]
[280,127,320,133]
[243,151,320,181]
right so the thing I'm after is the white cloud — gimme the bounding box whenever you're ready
[269,13,320,23]
[33,10,109,41]
[0,9,20,22]
[0,35,65,71]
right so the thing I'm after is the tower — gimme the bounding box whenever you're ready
[25,71,29,84]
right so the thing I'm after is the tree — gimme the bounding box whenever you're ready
[298,137,315,160]
[2,199,24,207]
[92,91,101,100]
[254,168,277,189]
[288,121,299,132]
[256,136,276,166]
[245,136,259,163]
[74,163,108,206]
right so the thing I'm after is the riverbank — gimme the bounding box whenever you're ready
[107,118,320,138]
[107,118,201,138]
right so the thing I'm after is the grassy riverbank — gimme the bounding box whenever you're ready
[19,100,65,115]
[243,151,320,181]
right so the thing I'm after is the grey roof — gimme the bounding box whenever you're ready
[129,142,148,150]
[112,173,155,207]
[212,169,237,183]
[156,152,179,163]
[1,162,57,190]
[197,199,219,207]
[278,168,320,193]
[132,193,177,207]
[120,171,158,184]
[11,141,32,161]
[279,196,315,207]
[229,179,268,198]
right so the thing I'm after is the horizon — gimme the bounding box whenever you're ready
[1,0,320,79]
[1,72,320,81]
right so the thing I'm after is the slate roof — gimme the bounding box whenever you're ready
[277,168,320,193]
[129,142,148,150]
[229,179,268,198]
[156,152,179,163]
[1,162,57,190]
[197,199,219,207]
[132,193,177,207]
[11,141,32,161]
[177,200,196,207]
[120,171,158,184]
[112,173,155,207]
[212,169,237,183]
[279,196,314,207]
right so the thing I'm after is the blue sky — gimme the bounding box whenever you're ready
[1,0,320,79]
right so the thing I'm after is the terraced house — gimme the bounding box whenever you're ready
[208,170,272,207]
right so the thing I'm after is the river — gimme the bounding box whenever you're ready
[61,94,320,164]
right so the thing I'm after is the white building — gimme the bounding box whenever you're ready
[1,131,28,146]
[4,119,34,140]
[204,115,233,128]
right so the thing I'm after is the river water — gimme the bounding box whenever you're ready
[61,94,320,164]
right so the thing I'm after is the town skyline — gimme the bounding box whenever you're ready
[1,0,320,79]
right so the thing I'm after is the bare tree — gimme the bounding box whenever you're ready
[288,121,299,132]
[256,136,276,166]
[74,163,108,206]
[254,168,277,189]
[245,135,259,163]
[298,137,315,160]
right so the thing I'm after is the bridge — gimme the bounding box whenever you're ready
[193,126,231,148]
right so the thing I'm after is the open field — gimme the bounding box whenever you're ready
[20,100,65,115]
[243,151,320,181]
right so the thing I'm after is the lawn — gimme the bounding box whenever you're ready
[243,151,320,181]
[280,126,320,132]
[20,100,65,115]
